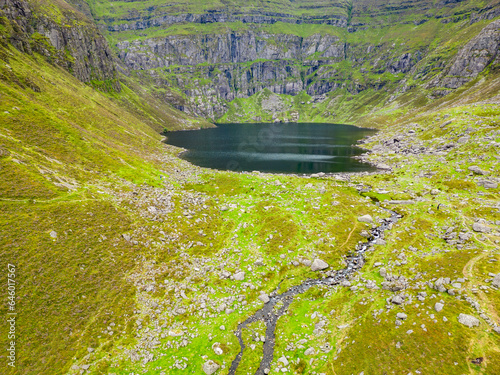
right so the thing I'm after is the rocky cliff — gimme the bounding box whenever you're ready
[85,0,500,121]
[0,0,119,90]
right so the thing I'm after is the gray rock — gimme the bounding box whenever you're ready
[477,180,498,189]
[311,259,329,271]
[391,295,404,305]
[472,222,491,233]
[358,214,373,223]
[376,163,392,170]
[258,293,270,303]
[434,278,447,293]
[360,230,371,238]
[233,272,245,281]
[492,274,500,288]
[341,280,351,287]
[366,280,377,289]
[434,302,444,312]
[458,313,480,328]
[396,313,407,320]
[49,231,57,239]
[203,360,220,375]
[379,267,387,278]
[468,165,489,175]
[278,356,289,366]
[494,327,500,334]
[304,347,315,355]
[375,239,387,246]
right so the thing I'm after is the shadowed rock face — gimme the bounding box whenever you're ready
[16,0,498,119]
[435,19,500,89]
[93,0,500,119]
[0,0,119,90]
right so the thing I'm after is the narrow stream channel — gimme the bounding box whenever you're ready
[228,208,401,375]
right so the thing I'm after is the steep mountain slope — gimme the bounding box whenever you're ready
[88,0,500,122]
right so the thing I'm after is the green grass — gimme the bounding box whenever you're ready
[88,0,351,21]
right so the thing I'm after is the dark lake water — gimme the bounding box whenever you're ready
[164,123,377,174]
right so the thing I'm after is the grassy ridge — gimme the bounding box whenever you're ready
[87,0,351,20]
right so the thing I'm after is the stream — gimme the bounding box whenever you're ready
[228,208,401,375]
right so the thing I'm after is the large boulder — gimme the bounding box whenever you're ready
[311,259,329,271]
[458,314,480,328]
[258,293,270,303]
[233,272,245,281]
[472,222,491,233]
[492,274,500,288]
[203,360,220,375]
[434,302,444,312]
[358,214,373,223]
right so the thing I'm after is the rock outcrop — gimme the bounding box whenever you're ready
[0,0,119,90]
[432,19,500,89]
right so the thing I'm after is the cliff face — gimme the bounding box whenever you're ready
[88,0,500,121]
[14,0,498,122]
[0,0,119,90]
[431,18,500,91]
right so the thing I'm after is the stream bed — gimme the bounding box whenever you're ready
[228,209,401,374]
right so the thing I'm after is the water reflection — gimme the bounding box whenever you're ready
[164,123,377,174]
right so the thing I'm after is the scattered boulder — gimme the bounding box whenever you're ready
[391,295,404,305]
[468,166,489,175]
[258,293,270,303]
[477,180,498,189]
[458,314,480,328]
[304,347,315,355]
[358,214,373,223]
[366,280,377,289]
[311,259,329,271]
[233,272,246,281]
[203,360,220,374]
[472,222,491,233]
[278,356,289,366]
[435,303,444,312]
[396,313,407,320]
[434,278,447,293]
[492,274,500,288]
[376,163,392,170]
[212,343,223,355]
[379,267,387,278]
[49,231,57,239]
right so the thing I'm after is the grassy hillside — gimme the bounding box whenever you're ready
[0,35,206,373]
[87,0,352,20]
